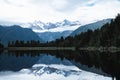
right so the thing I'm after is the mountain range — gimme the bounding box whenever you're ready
[21,19,111,42]
[0,18,112,44]
[0,25,43,46]
[22,19,81,32]
[21,19,81,42]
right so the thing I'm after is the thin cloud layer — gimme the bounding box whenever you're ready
[0,0,120,24]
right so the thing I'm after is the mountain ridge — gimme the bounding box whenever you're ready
[0,25,43,46]
[70,19,112,36]
[21,19,81,32]
[0,19,112,42]
[22,19,81,42]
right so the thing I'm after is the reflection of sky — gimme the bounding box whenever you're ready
[0,0,119,23]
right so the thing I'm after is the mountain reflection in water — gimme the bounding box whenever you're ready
[0,50,117,80]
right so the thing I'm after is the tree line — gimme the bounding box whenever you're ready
[8,40,43,47]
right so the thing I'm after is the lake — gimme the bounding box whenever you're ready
[0,50,119,80]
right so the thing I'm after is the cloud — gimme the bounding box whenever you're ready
[76,0,120,22]
[51,0,68,11]
[0,0,120,24]
[3,0,31,7]
[3,0,11,4]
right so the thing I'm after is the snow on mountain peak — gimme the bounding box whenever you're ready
[21,20,81,33]
[15,20,81,42]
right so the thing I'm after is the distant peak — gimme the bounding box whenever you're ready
[63,19,70,22]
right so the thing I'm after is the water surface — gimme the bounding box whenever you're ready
[0,51,113,80]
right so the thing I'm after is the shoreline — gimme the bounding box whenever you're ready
[4,46,120,52]
[7,47,76,51]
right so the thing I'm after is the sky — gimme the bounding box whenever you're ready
[0,0,120,24]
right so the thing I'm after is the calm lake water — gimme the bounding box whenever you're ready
[0,50,118,80]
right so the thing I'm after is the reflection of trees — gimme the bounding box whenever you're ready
[73,51,120,80]
[99,52,120,80]
[0,43,3,49]
[46,51,120,80]
[77,51,120,80]
[0,49,3,55]
[6,50,120,80]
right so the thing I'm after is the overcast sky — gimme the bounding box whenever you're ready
[0,0,120,24]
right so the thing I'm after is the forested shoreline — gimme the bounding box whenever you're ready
[1,14,119,51]
[0,14,120,50]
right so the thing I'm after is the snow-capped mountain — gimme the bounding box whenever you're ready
[0,19,112,42]
[0,19,80,42]
[22,19,81,32]
[30,54,81,77]
[21,19,81,42]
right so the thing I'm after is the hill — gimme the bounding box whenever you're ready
[0,25,43,46]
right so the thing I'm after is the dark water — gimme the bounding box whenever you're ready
[0,51,40,71]
[0,50,119,80]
